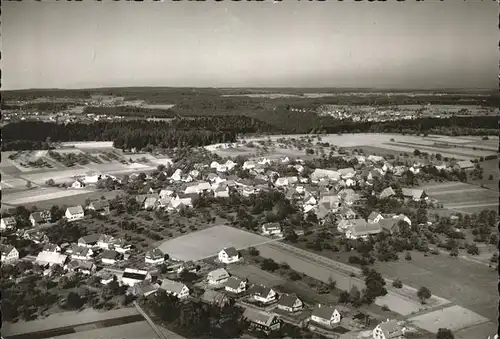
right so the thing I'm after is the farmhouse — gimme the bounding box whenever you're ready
[243,308,281,333]
[24,230,49,244]
[87,200,110,215]
[1,244,19,263]
[200,290,231,307]
[128,281,160,297]
[159,189,174,199]
[207,268,230,285]
[65,205,84,222]
[121,268,151,286]
[101,250,122,265]
[66,260,96,275]
[70,245,94,261]
[160,279,189,299]
[77,234,100,248]
[454,160,475,171]
[277,294,303,313]
[261,222,282,236]
[372,319,405,339]
[310,304,342,328]
[378,219,402,234]
[29,210,52,227]
[36,251,68,267]
[379,187,396,199]
[401,188,427,201]
[43,243,61,253]
[145,248,165,265]
[0,217,17,231]
[96,234,114,250]
[368,211,384,224]
[338,167,355,179]
[311,169,340,182]
[71,179,86,189]
[248,285,277,304]
[218,247,240,264]
[225,277,247,294]
[368,155,385,163]
[177,260,198,274]
[275,177,289,187]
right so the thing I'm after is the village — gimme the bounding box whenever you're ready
[1,141,497,339]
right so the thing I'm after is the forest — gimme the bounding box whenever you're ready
[2,114,498,151]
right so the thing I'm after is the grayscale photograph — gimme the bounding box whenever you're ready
[1,1,498,339]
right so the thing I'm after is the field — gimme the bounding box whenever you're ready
[2,187,94,205]
[407,305,490,333]
[454,320,498,339]
[372,251,498,321]
[227,264,285,287]
[157,225,277,261]
[255,242,444,317]
[420,182,498,213]
[60,141,115,149]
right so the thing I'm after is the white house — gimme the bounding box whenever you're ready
[225,277,247,294]
[83,173,102,184]
[310,305,342,327]
[170,169,183,182]
[145,248,165,265]
[372,319,405,339]
[0,245,19,263]
[121,268,151,286]
[218,247,240,264]
[261,222,282,236]
[214,185,230,198]
[65,205,84,222]
[207,268,230,285]
[368,211,384,224]
[78,234,101,247]
[0,217,17,231]
[97,234,115,250]
[159,189,174,199]
[275,178,289,187]
[277,295,303,313]
[71,179,86,189]
[248,285,277,304]
[242,161,256,170]
[160,279,190,299]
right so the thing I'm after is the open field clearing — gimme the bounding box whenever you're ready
[51,149,85,155]
[3,187,94,205]
[2,307,140,337]
[379,144,475,161]
[83,162,150,172]
[158,225,277,261]
[420,182,498,212]
[372,251,497,321]
[390,141,495,158]
[149,157,174,166]
[0,174,29,190]
[454,320,498,339]
[123,153,158,162]
[256,242,446,317]
[61,141,115,149]
[228,264,285,287]
[21,168,90,184]
[408,305,489,333]
[47,321,161,339]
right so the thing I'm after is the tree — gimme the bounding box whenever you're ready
[436,328,454,339]
[65,292,84,310]
[405,252,412,261]
[417,286,432,304]
[260,258,279,272]
[363,269,387,304]
[26,181,32,188]
[488,174,493,180]
[46,178,55,186]
[392,279,403,288]
[248,247,259,256]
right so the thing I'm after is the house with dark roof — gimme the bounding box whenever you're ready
[176,260,198,274]
[88,200,110,215]
[243,308,281,333]
[218,247,239,264]
[160,279,189,299]
[200,290,231,307]
[101,250,123,265]
[128,281,160,297]
[368,211,384,224]
[66,260,96,275]
[372,319,405,339]
[310,304,342,328]
[401,188,427,201]
[70,245,93,261]
[277,294,303,313]
[42,243,61,253]
[145,248,165,265]
[224,277,247,294]
[454,160,475,171]
[29,210,52,227]
[121,268,151,286]
[248,285,277,304]
[378,219,400,234]
[78,234,101,247]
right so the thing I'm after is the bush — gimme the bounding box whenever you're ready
[248,247,259,256]
[392,279,403,289]
[405,252,412,261]
[289,271,302,281]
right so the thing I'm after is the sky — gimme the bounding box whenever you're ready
[2,0,498,90]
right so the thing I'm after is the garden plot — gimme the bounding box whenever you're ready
[408,305,489,333]
[227,264,285,287]
[52,149,85,155]
[3,187,94,205]
[157,225,276,261]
